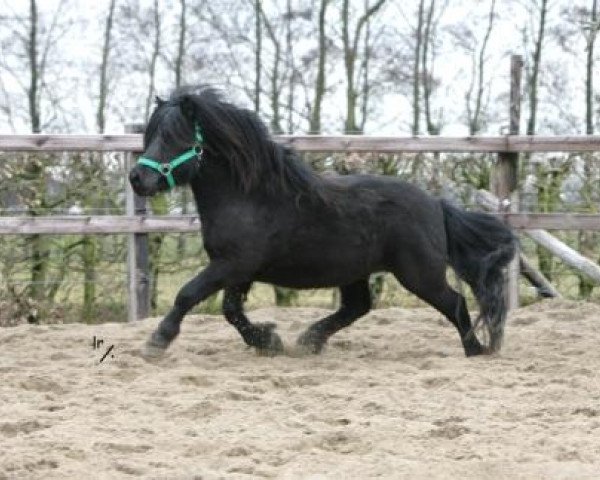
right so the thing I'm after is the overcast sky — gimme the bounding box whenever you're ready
[0,0,597,136]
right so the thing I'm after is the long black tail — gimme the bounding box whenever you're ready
[441,199,517,352]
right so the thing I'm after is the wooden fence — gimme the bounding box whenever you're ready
[2,134,600,234]
[1,133,599,320]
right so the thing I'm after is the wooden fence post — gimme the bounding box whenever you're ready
[493,54,523,311]
[125,123,150,321]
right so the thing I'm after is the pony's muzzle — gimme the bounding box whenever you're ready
[128,166,145,194]
[129,165,160,196]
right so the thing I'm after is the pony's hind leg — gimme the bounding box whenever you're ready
[431,285,484,356]
[297,279,371,354]
[222,284,283,355]
[393,259,484,357]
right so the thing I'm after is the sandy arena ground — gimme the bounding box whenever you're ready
[1,299,600,479]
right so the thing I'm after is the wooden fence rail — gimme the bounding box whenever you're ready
[2,133,600,153]
[0,213,599,235]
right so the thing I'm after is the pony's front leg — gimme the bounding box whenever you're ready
[144,262,228,356]
[222,285,283,355]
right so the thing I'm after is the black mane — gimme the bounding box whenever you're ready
[148,86,331,203]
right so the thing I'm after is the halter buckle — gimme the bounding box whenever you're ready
[160,163,173,176]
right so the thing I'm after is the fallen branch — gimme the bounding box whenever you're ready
[519,255,561,298]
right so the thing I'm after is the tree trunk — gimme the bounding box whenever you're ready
[341,0,386,301]
[27,0,45,310]
[579,0,599,298]
[176,0,188,257]
[149,195,168,312]
[421,0,436,135]
[536,168,563,281]
[254,0,262,113]
[259,4,297,305]
[82,0,116,322]
[526,0,547,136]
[526,0,549,279]
[467,0,496,135]
[412,0,425,135]
[420,0,443,192]
[260,7,283,133]
[585,0,597,135]
[175,0,186,89]
[342,0,355,133]
[342,0,386,134]
[97,0,116,134]
[144,0,160,123]
[285,0,295,133]
[82,231,96,322]
[358,0,372,133]
[309,0,330,134]
[143,0,165,312]
[28,0,40,134]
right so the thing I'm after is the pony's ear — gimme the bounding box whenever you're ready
[155,96,165,106]
[179,95,197,122]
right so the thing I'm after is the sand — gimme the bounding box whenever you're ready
[1,299,600,479]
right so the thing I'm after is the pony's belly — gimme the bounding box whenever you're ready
[256,261,376,289]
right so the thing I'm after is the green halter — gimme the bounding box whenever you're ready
[137,124,204,189]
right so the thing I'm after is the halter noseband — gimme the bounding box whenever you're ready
[137,124,204,189]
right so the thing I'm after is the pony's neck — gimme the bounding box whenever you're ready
[189,154,240,215]
[188,147,329,216]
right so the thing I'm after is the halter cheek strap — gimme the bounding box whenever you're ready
[137,124,204,190]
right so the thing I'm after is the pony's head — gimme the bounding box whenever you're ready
[129,90,206,196]
[129,85,326,201]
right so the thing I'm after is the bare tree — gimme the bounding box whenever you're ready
[0,0,80,318]
[254,0,262,112]
[199,1,256,101]
[579,0,599,298]
[175,0,189,258]
[309,0,331,134]
[26,0,73,304]
[175,0,187,89]
[146,0,167,312]
[526,0,549,136]
[28,0,40,133]
[358,0,374,133]
[520,0,554,280]
[97,0,116,134]
[412,0,425,135]
[465,0,496,135]
[144,0,161,122]
[27,0,45,304]
[421,0,448,135]
[284,0,296,133]
[341,0,387,134]
[76,0,117,322]
[260,5,284,133]
[585,0,599,135]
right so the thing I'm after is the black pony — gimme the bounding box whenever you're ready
[129,86,517,358]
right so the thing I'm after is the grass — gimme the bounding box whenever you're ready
[1,229,599,326]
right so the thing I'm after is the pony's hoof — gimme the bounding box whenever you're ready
[256,335,284,357]
[296,329,326,354]
[141,331,171,359]
[464,343,490,357]
[141,341,167,359]
[254,322,284,356]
